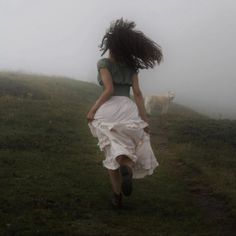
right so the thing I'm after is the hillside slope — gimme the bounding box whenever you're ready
[0,71,235,235]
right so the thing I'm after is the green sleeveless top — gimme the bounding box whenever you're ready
[97,58,136,97]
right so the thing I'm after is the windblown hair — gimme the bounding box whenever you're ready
[98,17,163,73]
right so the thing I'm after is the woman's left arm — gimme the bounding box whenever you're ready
[87,68,114,123]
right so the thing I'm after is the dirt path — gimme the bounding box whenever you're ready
[150,119,236,235]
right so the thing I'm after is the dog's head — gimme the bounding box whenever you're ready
[168,91,175,100]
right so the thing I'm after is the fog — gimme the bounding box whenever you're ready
[1,0,236,119]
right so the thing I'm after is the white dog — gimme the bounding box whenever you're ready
[144,91,175,115]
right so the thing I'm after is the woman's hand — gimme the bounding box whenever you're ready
[141,116,150,134]
[86,109,96,123]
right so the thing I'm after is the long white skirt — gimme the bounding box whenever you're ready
[88,96,159,179]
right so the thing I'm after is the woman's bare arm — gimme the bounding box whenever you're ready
[89,68,114,113]
[131,74,149,123]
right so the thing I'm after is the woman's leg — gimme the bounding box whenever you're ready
[107,169,123,208]
[108,155,134,201]
[116,155,134,196]
[116,155,135,170]
[107,169,121,194]
[107,154,134,193]
[107,155,134,198]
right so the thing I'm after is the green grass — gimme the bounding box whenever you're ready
[0,71,235,235]
[162,110,236,219]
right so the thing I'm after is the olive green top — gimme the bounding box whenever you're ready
[97,58,136,98]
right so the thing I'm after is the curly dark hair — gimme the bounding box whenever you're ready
[98,17,163,73]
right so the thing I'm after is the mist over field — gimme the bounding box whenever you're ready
[0,0,235,119]
[1,2,236,233]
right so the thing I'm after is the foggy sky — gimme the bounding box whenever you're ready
[1,0,236,119]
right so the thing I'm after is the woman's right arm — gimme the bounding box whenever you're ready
[131,73,149,124]
[88,68,114,114]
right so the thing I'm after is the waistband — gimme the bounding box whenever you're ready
[112,84,131,97]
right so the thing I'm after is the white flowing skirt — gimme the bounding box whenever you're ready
[88,96,159,179]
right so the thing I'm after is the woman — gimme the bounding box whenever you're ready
[87,18,163,209]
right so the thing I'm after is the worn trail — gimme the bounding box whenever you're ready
[150,117,236,235]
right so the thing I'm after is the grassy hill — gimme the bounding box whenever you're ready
[0,71,235,235]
